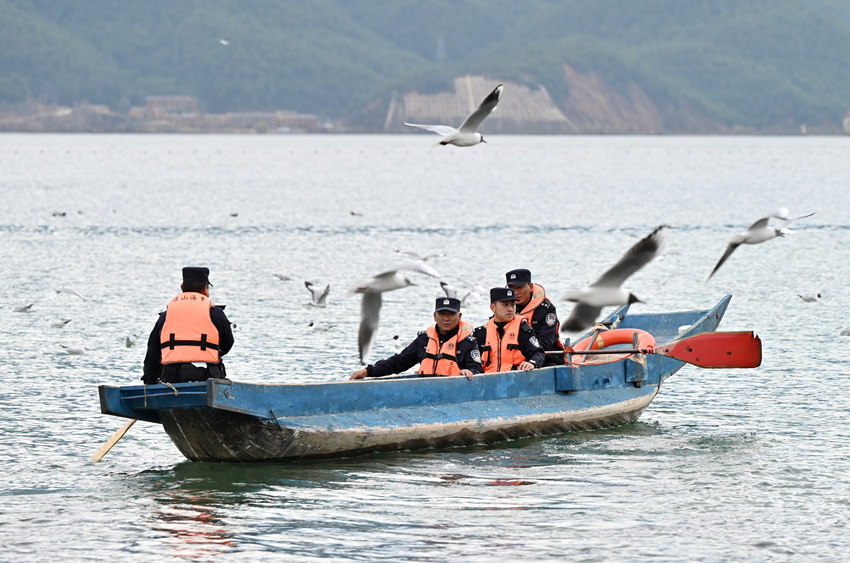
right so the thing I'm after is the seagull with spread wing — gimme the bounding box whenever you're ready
[305,281,330,307]
[348,259,442,364]
[404,84,503,147]
[706,208,815,282]
[560,225,671,333]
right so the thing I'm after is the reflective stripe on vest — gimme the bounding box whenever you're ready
[517,283,564,351]
[418,321,473,377]
[160,292,220,364]
[480,316,526,373]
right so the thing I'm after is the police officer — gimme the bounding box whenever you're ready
[350,297,483,380]
[142,267,234,384]
[473,287,545,373]
[505,268,564,365]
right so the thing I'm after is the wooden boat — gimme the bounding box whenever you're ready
[97,294,759,463]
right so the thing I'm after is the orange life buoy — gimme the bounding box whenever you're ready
[569,329,655,365]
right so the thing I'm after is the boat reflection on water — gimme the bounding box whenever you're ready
[151,493,236,558]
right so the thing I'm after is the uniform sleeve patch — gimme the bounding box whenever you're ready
[471,349,482,363]
[529,336,541,348]
[546,313,556,327]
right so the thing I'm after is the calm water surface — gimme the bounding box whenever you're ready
[1,134,848,560]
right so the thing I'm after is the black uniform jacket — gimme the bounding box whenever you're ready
[142,303,234,384]
[472,317,546,369]
[366,324,484,378]
[520,297,564,366]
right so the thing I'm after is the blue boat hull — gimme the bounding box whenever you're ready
[98,295,732,462]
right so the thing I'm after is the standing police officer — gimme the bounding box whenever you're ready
[473,287,545,373]
[505,268,565,365]
[142,267,234,384]
[350,297,483,380]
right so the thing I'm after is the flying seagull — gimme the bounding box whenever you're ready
[305,281,330,307]
[395,249,445,262]
[706,209,815,282]
[54,286,87,301]
[349,268,422,364]
[404,83,503,147]
[560,225,671,333]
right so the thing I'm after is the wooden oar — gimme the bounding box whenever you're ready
[546,331,761,368]
[90,419,136,462]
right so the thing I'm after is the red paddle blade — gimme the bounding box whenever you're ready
[655,331,762,368]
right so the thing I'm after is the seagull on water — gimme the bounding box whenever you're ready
[390,334,403,352]
[309,321,335,332]
[560,225,671,333]
[305,281,330,307]
[49,319,72,329]
[60,344,86,355]
[797,292,822,303]
[440,281,458,299]
[14,303,34,312]
[404,84,503,147]
[273,273,293,281]
[706,208,815,282]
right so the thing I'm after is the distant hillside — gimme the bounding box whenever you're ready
[2,0,850,132]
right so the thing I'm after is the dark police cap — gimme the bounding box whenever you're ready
[505,268,531,286]
[490,287,519,303]
[182,266,212,287]
[435,297,461,312]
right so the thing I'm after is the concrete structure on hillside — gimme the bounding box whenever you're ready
[386,75,578,134]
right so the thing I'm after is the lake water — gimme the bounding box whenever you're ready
[1,133,848,560]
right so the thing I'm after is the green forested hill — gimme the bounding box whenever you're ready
[2,0,849,130]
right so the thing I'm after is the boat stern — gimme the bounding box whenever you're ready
[98,381,212,423]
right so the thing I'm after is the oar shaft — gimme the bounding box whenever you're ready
[546,349,644,355]
[90,419,136,462]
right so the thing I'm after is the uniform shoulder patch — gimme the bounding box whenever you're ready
[529,335,541,348]
[545,312,557,327]
[470,349,482,363]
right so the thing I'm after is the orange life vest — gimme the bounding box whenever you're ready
[418,321,474,377]
[160,292,220,364]
[517,283,565,351]
[480,316,526,373]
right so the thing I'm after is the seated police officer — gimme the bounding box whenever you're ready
[142,267,234,384]
[350,297,483,380]
[473,287,545,373]
[505,268,565,365]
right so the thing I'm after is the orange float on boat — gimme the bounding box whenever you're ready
[569,328,656,364]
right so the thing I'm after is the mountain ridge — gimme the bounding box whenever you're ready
[2,1,849,133]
